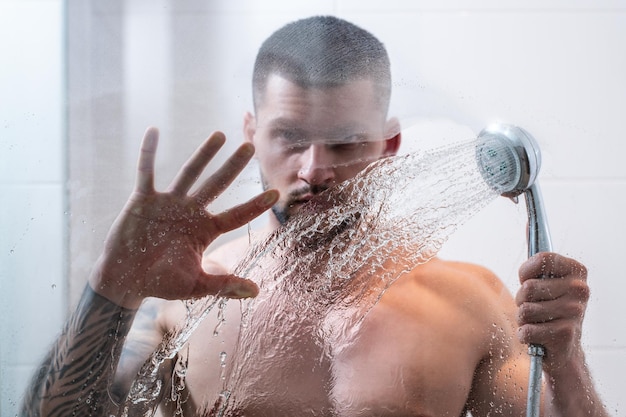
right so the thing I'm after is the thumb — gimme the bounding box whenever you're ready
[191,273,259,299]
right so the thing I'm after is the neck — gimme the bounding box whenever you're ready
[268,213,282,231]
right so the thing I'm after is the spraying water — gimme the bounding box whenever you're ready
[121,135,509,416]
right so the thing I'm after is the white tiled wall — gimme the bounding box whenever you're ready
[0,0,66,415]
[2,0,625,415]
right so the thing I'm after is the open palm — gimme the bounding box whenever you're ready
[89,128,278,309]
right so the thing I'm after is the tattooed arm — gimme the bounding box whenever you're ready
[21,293,177,416]
[21,128,277,416]
[21,286,137,416]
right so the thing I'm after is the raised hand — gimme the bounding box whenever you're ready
[89,127,278,309]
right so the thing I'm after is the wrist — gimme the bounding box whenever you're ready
[543,348,609,417]
[88,256,145,310]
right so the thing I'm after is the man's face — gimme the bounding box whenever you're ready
[245,74,399,225]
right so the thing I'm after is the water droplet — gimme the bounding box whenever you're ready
[219,390,231,401]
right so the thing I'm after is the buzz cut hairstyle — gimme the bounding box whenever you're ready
[252,15,392,112]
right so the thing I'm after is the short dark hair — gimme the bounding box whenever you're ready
[252,16,391,112]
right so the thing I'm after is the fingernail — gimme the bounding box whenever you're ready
[259,190,278,207]
[239,142,255,157]
[222,283,259,299]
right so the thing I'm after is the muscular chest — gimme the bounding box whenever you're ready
[176,292,484,417]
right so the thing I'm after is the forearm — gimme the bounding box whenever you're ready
[543,348,610,417]
[21,285,137,417]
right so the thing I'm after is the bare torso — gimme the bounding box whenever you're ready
[157,233,527,417]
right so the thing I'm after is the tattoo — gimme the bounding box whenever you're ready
[20,286,137,417]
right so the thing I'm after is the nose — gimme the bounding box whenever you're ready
[297,144,336,186]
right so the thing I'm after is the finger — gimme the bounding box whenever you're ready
[517,322,557,345]
[168,131,226,196]
[190,273,259,299]
[516,275,590,308]
[212,189,279,233]
[192,142,256,206]
[135,127,159,194]
[517,298,586,325]
[519,252,587,283]
[517,321,577,348]
[516,277,568,304]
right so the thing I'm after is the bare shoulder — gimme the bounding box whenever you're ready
[381,257,517,329]
[394,257,510,300]
[203,235,251,273]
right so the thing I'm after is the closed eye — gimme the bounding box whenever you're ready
[329,142,362,151]
[272,128,309,150]
[328,135,368,152]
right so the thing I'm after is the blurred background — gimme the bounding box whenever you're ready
[1,0,624,415]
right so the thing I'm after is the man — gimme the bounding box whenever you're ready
[23,16,608,417]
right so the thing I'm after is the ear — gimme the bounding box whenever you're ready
[243,111,256,144]
[382,117,402,156]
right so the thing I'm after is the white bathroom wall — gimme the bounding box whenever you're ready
[0,0,66,414]
[2,0,624,415]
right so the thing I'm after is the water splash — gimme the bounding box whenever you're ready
[122,136,503,416]
[120,296,221,416]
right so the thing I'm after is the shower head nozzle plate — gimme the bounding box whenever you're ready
[476,123,542,198]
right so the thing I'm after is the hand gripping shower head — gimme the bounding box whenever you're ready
[475,123,552,417]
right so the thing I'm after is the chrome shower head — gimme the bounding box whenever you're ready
[475,122,551,255]
[476,123,542,198]
[475,122,553,417]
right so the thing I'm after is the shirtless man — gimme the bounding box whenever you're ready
[23,16,609,417]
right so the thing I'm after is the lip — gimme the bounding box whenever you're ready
[301,194,336,213]
[296,194,314,203]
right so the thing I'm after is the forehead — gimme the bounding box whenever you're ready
[255,75,386,135]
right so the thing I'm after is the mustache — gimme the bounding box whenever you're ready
[288,184,329,202]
